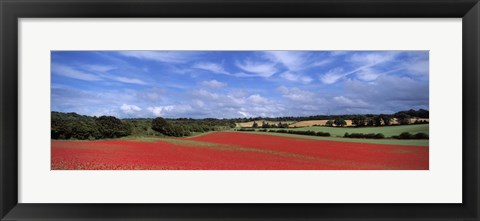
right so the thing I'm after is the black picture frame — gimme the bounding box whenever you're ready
[1,0,479,220]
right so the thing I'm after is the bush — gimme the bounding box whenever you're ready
[316,131,331,137]
[414,132,429,139]
[268,129,330,137]
[395,132,429,139]
[343,132,385,139]
[398,132,413,139]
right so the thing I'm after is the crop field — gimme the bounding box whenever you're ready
[236,121,294,127]
[289,124,429,137]
[52,131,428,170]
[289,120,353,127]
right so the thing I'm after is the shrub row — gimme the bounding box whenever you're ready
[392,132,429,139]
[237,128,256,131]
[344,133,385,139]
[268,129,331,137]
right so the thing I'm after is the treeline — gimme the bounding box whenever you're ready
[251,121,289,128]
[234,109,429,125]
[51,112,131,140]
[52,112,237,140]
[235,128,428,140]
[148,117,236,137]
[238,128,331,137]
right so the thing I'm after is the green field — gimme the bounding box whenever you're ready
[243,131,429,146]
[289,124,429,137]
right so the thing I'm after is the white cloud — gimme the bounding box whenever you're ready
[200,80,227,89]
[147,106,174,117]
[277,87,315,103]
[82,64,116,72]
[264,51,308,71]
[405,60,429,75]
[118,51,195,63]
[356,68,380,81]
[348,51,398,65]
[120,104,142,114]
[310,59,333,67]
[52,63,102,81]
[247,94,268,104]
[238,111,251,118]
[280,71,313,84]
[318,51,401,84]
[52,63,148,85]
[333,96,368,107]
[319,68,346,84]
[147,105,194,117]
[110,76,148,85]
[235,59,277,78]
[193,62,229,75]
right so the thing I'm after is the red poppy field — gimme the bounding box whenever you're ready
[51,132,428,170]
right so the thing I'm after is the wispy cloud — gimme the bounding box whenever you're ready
[52,51,429,118]
[319,68,347,84]
[109,76,148,85]
[280,71,313,84]
[193,62,229,75]
[82,64,116,72]
[52,63,147,85]
[235,59,277,78]
[200,80,227,89]
[118,51,196,63]
[52,63,102,81]
[264,51,309,71]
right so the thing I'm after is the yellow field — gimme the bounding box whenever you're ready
[289,120,353,127]
[236,121,294,127]
[237,117,428,128]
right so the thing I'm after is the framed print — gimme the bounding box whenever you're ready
[1,0,479,220]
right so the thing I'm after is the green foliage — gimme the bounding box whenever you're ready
[95,116,132,138]
[149,117,236,137]
[263,129,330,137]
[51,112,131,140]
[395,113,410,125]
[290,124,429,138]
[392,132,429,140]
[352,115,367,127]
[325,120,334,127]
[344,133,385,139]
[334,118,347,127]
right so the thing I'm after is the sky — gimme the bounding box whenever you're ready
[51,51,429,119]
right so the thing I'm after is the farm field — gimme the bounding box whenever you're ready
[289,124,429,137]
[242,131,429,146]
[52,131,428,170]
[236,121,294,127]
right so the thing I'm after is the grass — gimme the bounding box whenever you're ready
[289,124,429,137]
[240,131,429,146]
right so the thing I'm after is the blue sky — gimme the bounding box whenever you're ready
[51,51,429,119]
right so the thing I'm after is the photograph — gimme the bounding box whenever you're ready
[51,50,429,170]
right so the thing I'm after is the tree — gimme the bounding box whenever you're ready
[373,115,383,126]
[262,121,270,128]
[252,121,258,128]
[367,118,375,126]
[334,118,347,127]
[151,117,169,133]
[325,120,334,127]
[382,115,392,126]
[95,116,131,138]
[352,115,366,127]
[395,113,410,125]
